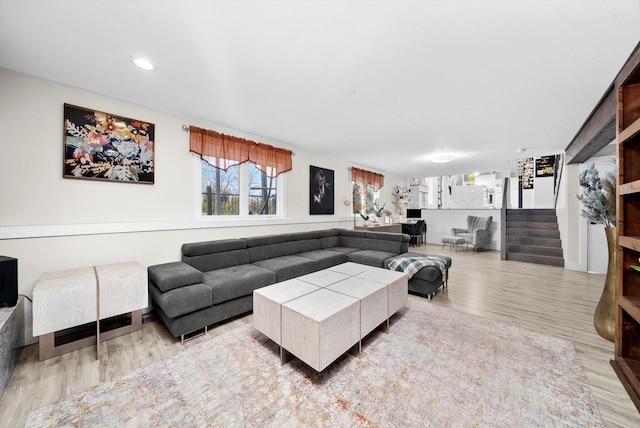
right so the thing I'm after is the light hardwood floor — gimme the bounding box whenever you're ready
[1,246,639,427]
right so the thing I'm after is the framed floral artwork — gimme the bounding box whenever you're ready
[63,104,155,183]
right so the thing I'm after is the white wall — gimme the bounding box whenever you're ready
[533,176,555,208]
[562,163,589,272]
[450,185,487,209]
[0,68,406,343]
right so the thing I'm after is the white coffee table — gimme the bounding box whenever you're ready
[326,276,388,338]
[253,263,408,371]
[253,278,320,345]
[281,288,360,371]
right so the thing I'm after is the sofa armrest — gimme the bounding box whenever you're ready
[473,229,492,247]
[451,228,467,236]
[148,261,204,293]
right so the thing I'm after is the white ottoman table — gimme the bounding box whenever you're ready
[33,261,147,360]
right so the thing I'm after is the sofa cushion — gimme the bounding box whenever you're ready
[347,250,399,268]
[297,249,348,270]
[317,229,339,248]
[317,229,339,238]
[323,246,360,254]
[338,235,372,251]
[154,295,253,338]
[243,234,289,247]
[148,262,204,293]
[203,264,276,305]
[149,282,212,318]
[337,229,365,237]
[182,239,246,257]
[361,231,408,253]
[244,231,319,245]
[319,235,340,248]
[365,231,408,243]
[252,255,319,282]
[247,239,321,263]
[183,249,250,272]
[456,232,473,242]
[331,229,409,255]
[284,231,320,241]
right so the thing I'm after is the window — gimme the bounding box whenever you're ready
[201,159,279,216]
[350,167,384,215]
[190,126,291,217]
[352,181,377,214]
[201,159,239,215]
[248,164,277,215]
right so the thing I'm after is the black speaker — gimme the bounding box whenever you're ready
[0,256,18,307]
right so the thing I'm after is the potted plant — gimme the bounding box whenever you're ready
[577,163,616,227]
[360,212,370,226]
[371,199,385,217]
[577,162,616,342]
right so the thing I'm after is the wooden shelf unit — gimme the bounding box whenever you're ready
[612,63,640,412]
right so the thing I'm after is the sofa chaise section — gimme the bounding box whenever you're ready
[339,230,408,267]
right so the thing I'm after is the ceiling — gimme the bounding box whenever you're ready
[1,0,639,179]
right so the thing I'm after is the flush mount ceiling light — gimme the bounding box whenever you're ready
[430,153,456,163]
[130,56,156,71]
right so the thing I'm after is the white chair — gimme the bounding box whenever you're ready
[451,216,492,251]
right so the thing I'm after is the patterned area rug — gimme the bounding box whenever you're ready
[27,300,602,427]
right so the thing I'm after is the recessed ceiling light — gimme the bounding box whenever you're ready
[516,148,526,153]
[431,153,456,163]
[130,57,156,71]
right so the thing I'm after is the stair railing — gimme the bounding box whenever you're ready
[501,176,509,260]
[553,153,564,209]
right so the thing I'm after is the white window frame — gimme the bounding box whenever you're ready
[194,156,285,220]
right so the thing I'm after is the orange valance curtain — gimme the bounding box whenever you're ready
[351,167,384,191]
[250,143,293,178]
[189,126,293,177]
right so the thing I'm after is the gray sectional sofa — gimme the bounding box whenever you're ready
[148,228,450,340]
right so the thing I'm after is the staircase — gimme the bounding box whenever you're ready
[505,209,564,267]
